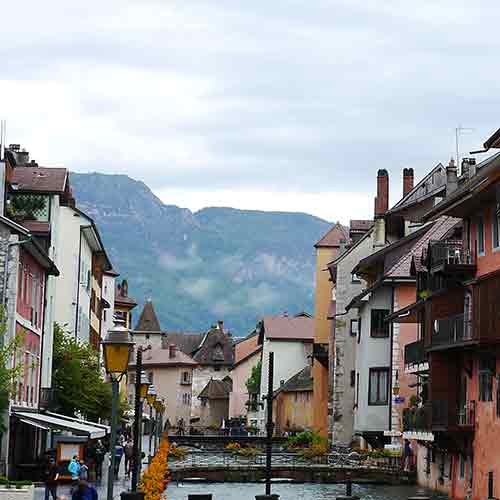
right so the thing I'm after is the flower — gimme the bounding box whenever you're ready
[140,434,171,500]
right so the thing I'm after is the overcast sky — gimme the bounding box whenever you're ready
[1,1,499,222]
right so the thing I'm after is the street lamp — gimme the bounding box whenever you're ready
[146,385,157,463]
[101,325,135,500]
[153,397,164,453]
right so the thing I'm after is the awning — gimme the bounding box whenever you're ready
[19,418,49,431]
[13,411,108,439]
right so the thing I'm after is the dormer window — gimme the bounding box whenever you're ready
[212,343,224,362]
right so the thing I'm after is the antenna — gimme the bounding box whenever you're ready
[455,125,474,172]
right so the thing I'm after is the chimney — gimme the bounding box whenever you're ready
[373,169,389,248]
[374,169,389,218]
[461,157,476,178]
[169,344,177,359]
[403,168,414,197]
[217,320,224,332]
[121,279,128,297]
[446,158,458,194]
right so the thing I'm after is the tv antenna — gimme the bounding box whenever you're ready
[455,125,474,171]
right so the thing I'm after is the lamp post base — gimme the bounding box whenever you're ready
[256,495,280,500]
[121,492,145,500]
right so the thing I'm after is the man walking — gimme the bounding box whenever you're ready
[124,439,134,478]
[43,458,59,500]
[94,441,105,482]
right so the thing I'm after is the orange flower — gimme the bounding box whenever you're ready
[140,434,171,500]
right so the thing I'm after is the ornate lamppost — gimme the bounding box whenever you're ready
[101,325,135,500]
[146,385,157,464]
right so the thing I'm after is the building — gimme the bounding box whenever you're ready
[114,279,137,329]
[128,343,197,430]
[391,134,500,500]
[229,331,262,422]
[132,299,162,348]
[312,223,350,437]
[198,377,232,428]
[257,314,314,432]
[273,365,313,435]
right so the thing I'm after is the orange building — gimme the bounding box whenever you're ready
[312,223,350,437]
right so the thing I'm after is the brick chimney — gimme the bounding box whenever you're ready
[403,168,414,197]
[374,169,389,218]
[169,344,177,359]
[373,169,389,248]
[217,320,224,332]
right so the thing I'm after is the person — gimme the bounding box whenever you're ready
[79,461,89,482]
[403,439,413,472]
[43,458,59,500]
[114,441,124,477]
[94,441,105,482]
[124,439,134,478]
[177,418,185,436]
[71,480,98,500]
[68,455,81,487]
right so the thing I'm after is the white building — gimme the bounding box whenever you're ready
[257,314,314,432]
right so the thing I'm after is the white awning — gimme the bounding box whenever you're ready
[19,418,50,431]
[14,411,108,439]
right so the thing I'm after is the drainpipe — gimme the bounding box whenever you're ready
[74,230,82,339]
[388,285,395,433]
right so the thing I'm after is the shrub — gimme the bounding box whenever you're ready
[297,444,328,460]
[168,445,186,460]
[286,431,327,449]
[226,442,241,451]
[236,447,261,458]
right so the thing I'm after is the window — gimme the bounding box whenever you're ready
[357,317,362,344]
[355,373,360,407]
[129,372,136,385]
[459,455,466,479]
[493,208,500,249]
[148,372,154,384]
[368,367,389,405]
[103,310,107,322]
[201,398,207,407]
[350,319,359,337]
[479,356,495,402]
[350,370,356,387]
[181,371,191,384]
[370,309,390,338]
[352,273,361,283]
[478,215,485,255]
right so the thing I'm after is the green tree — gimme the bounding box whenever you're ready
[245,360,262,395]
[52,323,125,422]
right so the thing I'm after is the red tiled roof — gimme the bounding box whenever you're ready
[234,332,259,364]
[198,378,232,400]
[350,220,373,232]
[314,223,350,248]
[262,315,314,341]
[11,167,67,193]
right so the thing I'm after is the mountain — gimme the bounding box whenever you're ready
[70,172,333,335]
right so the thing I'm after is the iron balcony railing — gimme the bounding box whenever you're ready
[404,340,427,367]
[404,400,476,432]
[428,240,475,269]
[432,313,473,347]
[39,388,57,410]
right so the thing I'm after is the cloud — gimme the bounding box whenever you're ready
[159,243,203,271]
[247,283,280,310]
[1,1,499,221]
[180,277,214,300]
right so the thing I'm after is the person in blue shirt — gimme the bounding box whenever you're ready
[71,481,98,500]
[68,455,81,487]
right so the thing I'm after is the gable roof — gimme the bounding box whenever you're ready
[260,315,314,342]
[314,222,350,248]
[350,219,373,233]
[198,378,232,400]
[135,300,161,332]
[11,166,68,193]
[275,366,313,394]
[234,331,260,364]
[191,326,235,366]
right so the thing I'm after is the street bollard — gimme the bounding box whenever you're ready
[188,495,212,500]
[346,477,352,497]
[121,492,145,500]
[255,495,280,500]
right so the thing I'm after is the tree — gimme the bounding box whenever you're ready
[245,360,262,395]
[0,306,26,431]
[52,323,128,423]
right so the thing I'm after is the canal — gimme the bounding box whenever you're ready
[166,482,446,500]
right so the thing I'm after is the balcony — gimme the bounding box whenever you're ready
[39,388,57,411]
[313,343,329,369]
[430,314,473,349]
[427,240,476,277]
[457,401,476,428]
[404,340,428,373]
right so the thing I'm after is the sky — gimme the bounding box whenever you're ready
[1,0,499,223]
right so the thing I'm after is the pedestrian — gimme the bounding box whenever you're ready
[68,455,81,489]
[124,439,134,478]
[43,458,59,500]
[94,441,105,482]
[71,480,98,500]
[403,440,413,472]
[114,441,124,477]
[79,461,89,482]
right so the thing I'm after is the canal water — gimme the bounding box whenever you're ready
[166,481,447,500]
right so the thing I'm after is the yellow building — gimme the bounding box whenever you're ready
[114,279,137,328]
[273,366,313,435]
[312,223,349,438]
